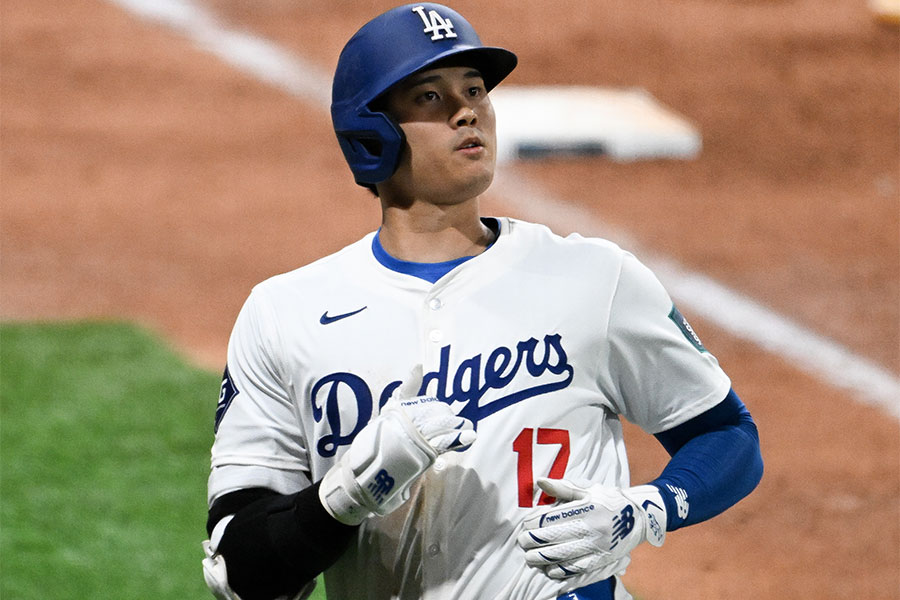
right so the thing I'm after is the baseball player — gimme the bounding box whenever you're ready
[201,4,764,600]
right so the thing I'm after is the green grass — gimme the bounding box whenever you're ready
[0,321,326,600]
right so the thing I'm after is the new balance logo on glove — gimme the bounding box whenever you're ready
[609,506,635,549]
[367,469,395,504]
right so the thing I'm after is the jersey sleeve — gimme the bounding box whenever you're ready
[602,251,731,433]
[208,287,312,505]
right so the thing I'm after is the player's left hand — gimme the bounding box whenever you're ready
[517,478,667,580]
[390,393,476,454]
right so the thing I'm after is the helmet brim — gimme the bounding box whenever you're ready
[386,46,518,97]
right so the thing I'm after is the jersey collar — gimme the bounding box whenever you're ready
[371,217,500,284]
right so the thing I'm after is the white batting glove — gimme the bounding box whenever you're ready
[517,478,667,580]
[319,369,475,526]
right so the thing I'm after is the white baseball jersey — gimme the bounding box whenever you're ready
[209,217,730,600]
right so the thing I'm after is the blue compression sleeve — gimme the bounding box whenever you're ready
[650,389,763,531]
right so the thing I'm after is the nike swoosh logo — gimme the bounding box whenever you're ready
[320,306,367,325]
[642,499,664,511]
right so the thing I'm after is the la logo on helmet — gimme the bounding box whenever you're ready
[412,5,458,41]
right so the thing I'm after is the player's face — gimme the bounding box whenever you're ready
[378,65,497,204]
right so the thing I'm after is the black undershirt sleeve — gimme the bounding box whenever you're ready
[208,482,359,600]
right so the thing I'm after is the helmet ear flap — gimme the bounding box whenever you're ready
[334,109,406,186]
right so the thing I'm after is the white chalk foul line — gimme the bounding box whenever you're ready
[108,0,332,106]
[108,0,900,418]
[492,172,900,417]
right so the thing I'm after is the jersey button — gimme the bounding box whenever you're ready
[428,329,443,343]
[428,298,443,310]
[427,543,440,557]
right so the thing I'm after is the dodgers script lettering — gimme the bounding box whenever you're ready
[311,333,574,457]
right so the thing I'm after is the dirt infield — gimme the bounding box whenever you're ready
[2,0,898,598]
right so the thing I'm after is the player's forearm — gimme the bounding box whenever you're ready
[210,482,358,600]
[206,378,478,599]
[650,394,763,531]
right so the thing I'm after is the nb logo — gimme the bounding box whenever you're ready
[609,505,635,549]
[367,469,395,504]
[412,5,457,41]
[666,484,690,520]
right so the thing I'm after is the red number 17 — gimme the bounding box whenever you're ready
[512,428,570,508]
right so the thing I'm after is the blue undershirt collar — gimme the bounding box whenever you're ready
[372,218,499,284]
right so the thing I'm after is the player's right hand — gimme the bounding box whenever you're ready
[517,478,666,580]
[318,367,475,526]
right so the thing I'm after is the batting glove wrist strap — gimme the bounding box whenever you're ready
[319,393,475,526]
[517,479,667,580]
[320,407,436,525]
[620,484,667,547]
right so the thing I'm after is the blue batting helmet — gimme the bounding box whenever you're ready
[331,3,517,186]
